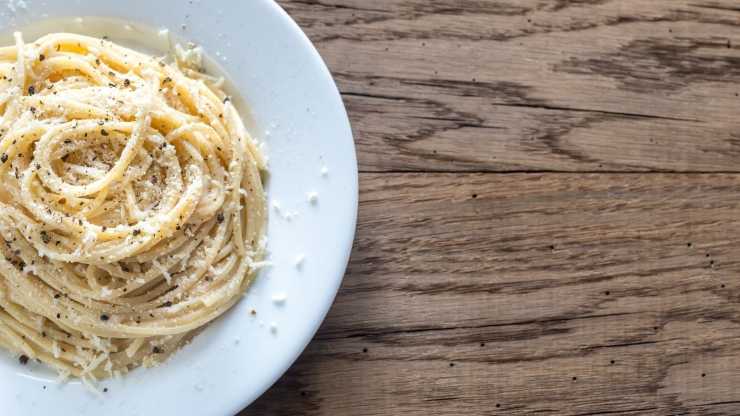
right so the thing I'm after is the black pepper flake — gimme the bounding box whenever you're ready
[54,293,60,299]
[64,139,71,144]
[100,314,109,321]
[27,85,35,95]
[18,355,29,365]
[101,129,109,136]
[161,301,172,308]
[132,229,141,236]
[29,106,36,114]
[163,77,172,84]
[0,153,7,164]
[152,346,162,354]
[39,54,45,61]
[124,79,130,87]
[103,388,108,393]
[40,230,50,244]
[217,213,224,223]
[56,313,60,319]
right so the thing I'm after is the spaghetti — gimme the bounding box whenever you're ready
[0,32,267,381]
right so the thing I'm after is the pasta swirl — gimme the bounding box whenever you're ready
[0,32,267,380]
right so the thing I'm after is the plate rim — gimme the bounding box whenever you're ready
[229,1,358,412]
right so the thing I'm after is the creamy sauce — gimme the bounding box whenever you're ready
[1,17,170,54]
[0,16,257,138]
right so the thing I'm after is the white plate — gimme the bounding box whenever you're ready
[0,1,357,415]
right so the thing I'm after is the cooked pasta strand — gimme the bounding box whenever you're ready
[0,33,266,378]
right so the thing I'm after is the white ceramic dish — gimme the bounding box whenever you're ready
[0,1,357,415]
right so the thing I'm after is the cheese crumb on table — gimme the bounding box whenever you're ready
[294,254,305,269]
[307,191,319,204]
[272,292,287,305]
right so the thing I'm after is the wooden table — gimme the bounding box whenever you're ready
[241,1,740,414]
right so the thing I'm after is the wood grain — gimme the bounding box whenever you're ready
[283,0,740,173]
[246,173,740,415]
[241,1,740,415]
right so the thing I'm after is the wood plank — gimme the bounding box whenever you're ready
[279,0,740,172]
[245,172,740,415]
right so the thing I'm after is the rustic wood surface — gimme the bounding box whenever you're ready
[242,1,740,414]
